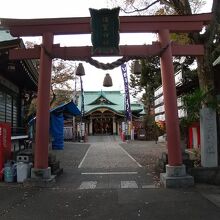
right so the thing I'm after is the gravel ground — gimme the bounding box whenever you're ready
[120,140,167,182]
[52,142,90,169]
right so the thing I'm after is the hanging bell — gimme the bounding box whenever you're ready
[133,60,142,75]
[103,73,113,87]
[76,63,85,76]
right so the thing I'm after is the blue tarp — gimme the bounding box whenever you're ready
[29,101,81,150]
[50,101,81,117]
[50,102,80,150]
[50,113,64,150]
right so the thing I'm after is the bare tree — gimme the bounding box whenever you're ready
[25,41,77,117]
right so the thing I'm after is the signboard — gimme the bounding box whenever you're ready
[0,123,11,180]
[89,7,120,55]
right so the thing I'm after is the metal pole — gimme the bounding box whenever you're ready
[72,67,77,141]
[80,76,84,142]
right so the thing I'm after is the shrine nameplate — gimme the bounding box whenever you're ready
[89,7,120,56]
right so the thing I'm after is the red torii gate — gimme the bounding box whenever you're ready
[1,13,212,186]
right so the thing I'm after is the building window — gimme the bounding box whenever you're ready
[0,91,5,122]
[6,94,12,123]
[13,99,18,127]
[0,89,18,128]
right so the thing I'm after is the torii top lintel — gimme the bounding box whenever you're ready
[1,13,212,37]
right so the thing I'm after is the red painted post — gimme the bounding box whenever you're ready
[158,29,182,166]
[34,33,53,169]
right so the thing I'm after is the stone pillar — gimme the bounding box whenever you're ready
[200,107,218,167]
[113,116,116,134]
[72,117,76,141]
[192,127,199,148]
[117,122,120,135]
[89,118,93,135]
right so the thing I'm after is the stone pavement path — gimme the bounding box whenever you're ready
[76,136,157,190]
[78,140,141,169]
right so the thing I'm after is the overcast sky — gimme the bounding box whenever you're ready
[0,0,213,96]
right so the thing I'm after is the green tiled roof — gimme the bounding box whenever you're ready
[0,29,14,42]
[77,90,145,116]
[130,103,145,112]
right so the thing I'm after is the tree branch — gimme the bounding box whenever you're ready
[160,0,192,15]
[159,0,174,9]
[121,0,160,14]
[50,86,56,106]
[203,0,220,47]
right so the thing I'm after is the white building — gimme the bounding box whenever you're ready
[154,70,187,123]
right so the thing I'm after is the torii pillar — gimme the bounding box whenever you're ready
[158,29,194,187]
[31,33,54,179]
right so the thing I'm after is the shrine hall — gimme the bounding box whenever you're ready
[76,90,145,136]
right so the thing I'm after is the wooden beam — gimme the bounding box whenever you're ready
[9,44,204,60]
[1,13,212,36]
[171,44,204,56]
[9,47,41,59]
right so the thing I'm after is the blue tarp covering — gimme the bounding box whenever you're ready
[50,102,80,150]
[50,113,64,149]
[29,101,81,150]
[50,101,81,117]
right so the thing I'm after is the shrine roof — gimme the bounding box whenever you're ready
[0,29,15,41]
[0,29,38,91]
[77,90,145,116]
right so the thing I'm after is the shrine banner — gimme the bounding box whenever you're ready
[89,7,120,56]
[121,63,132,121]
